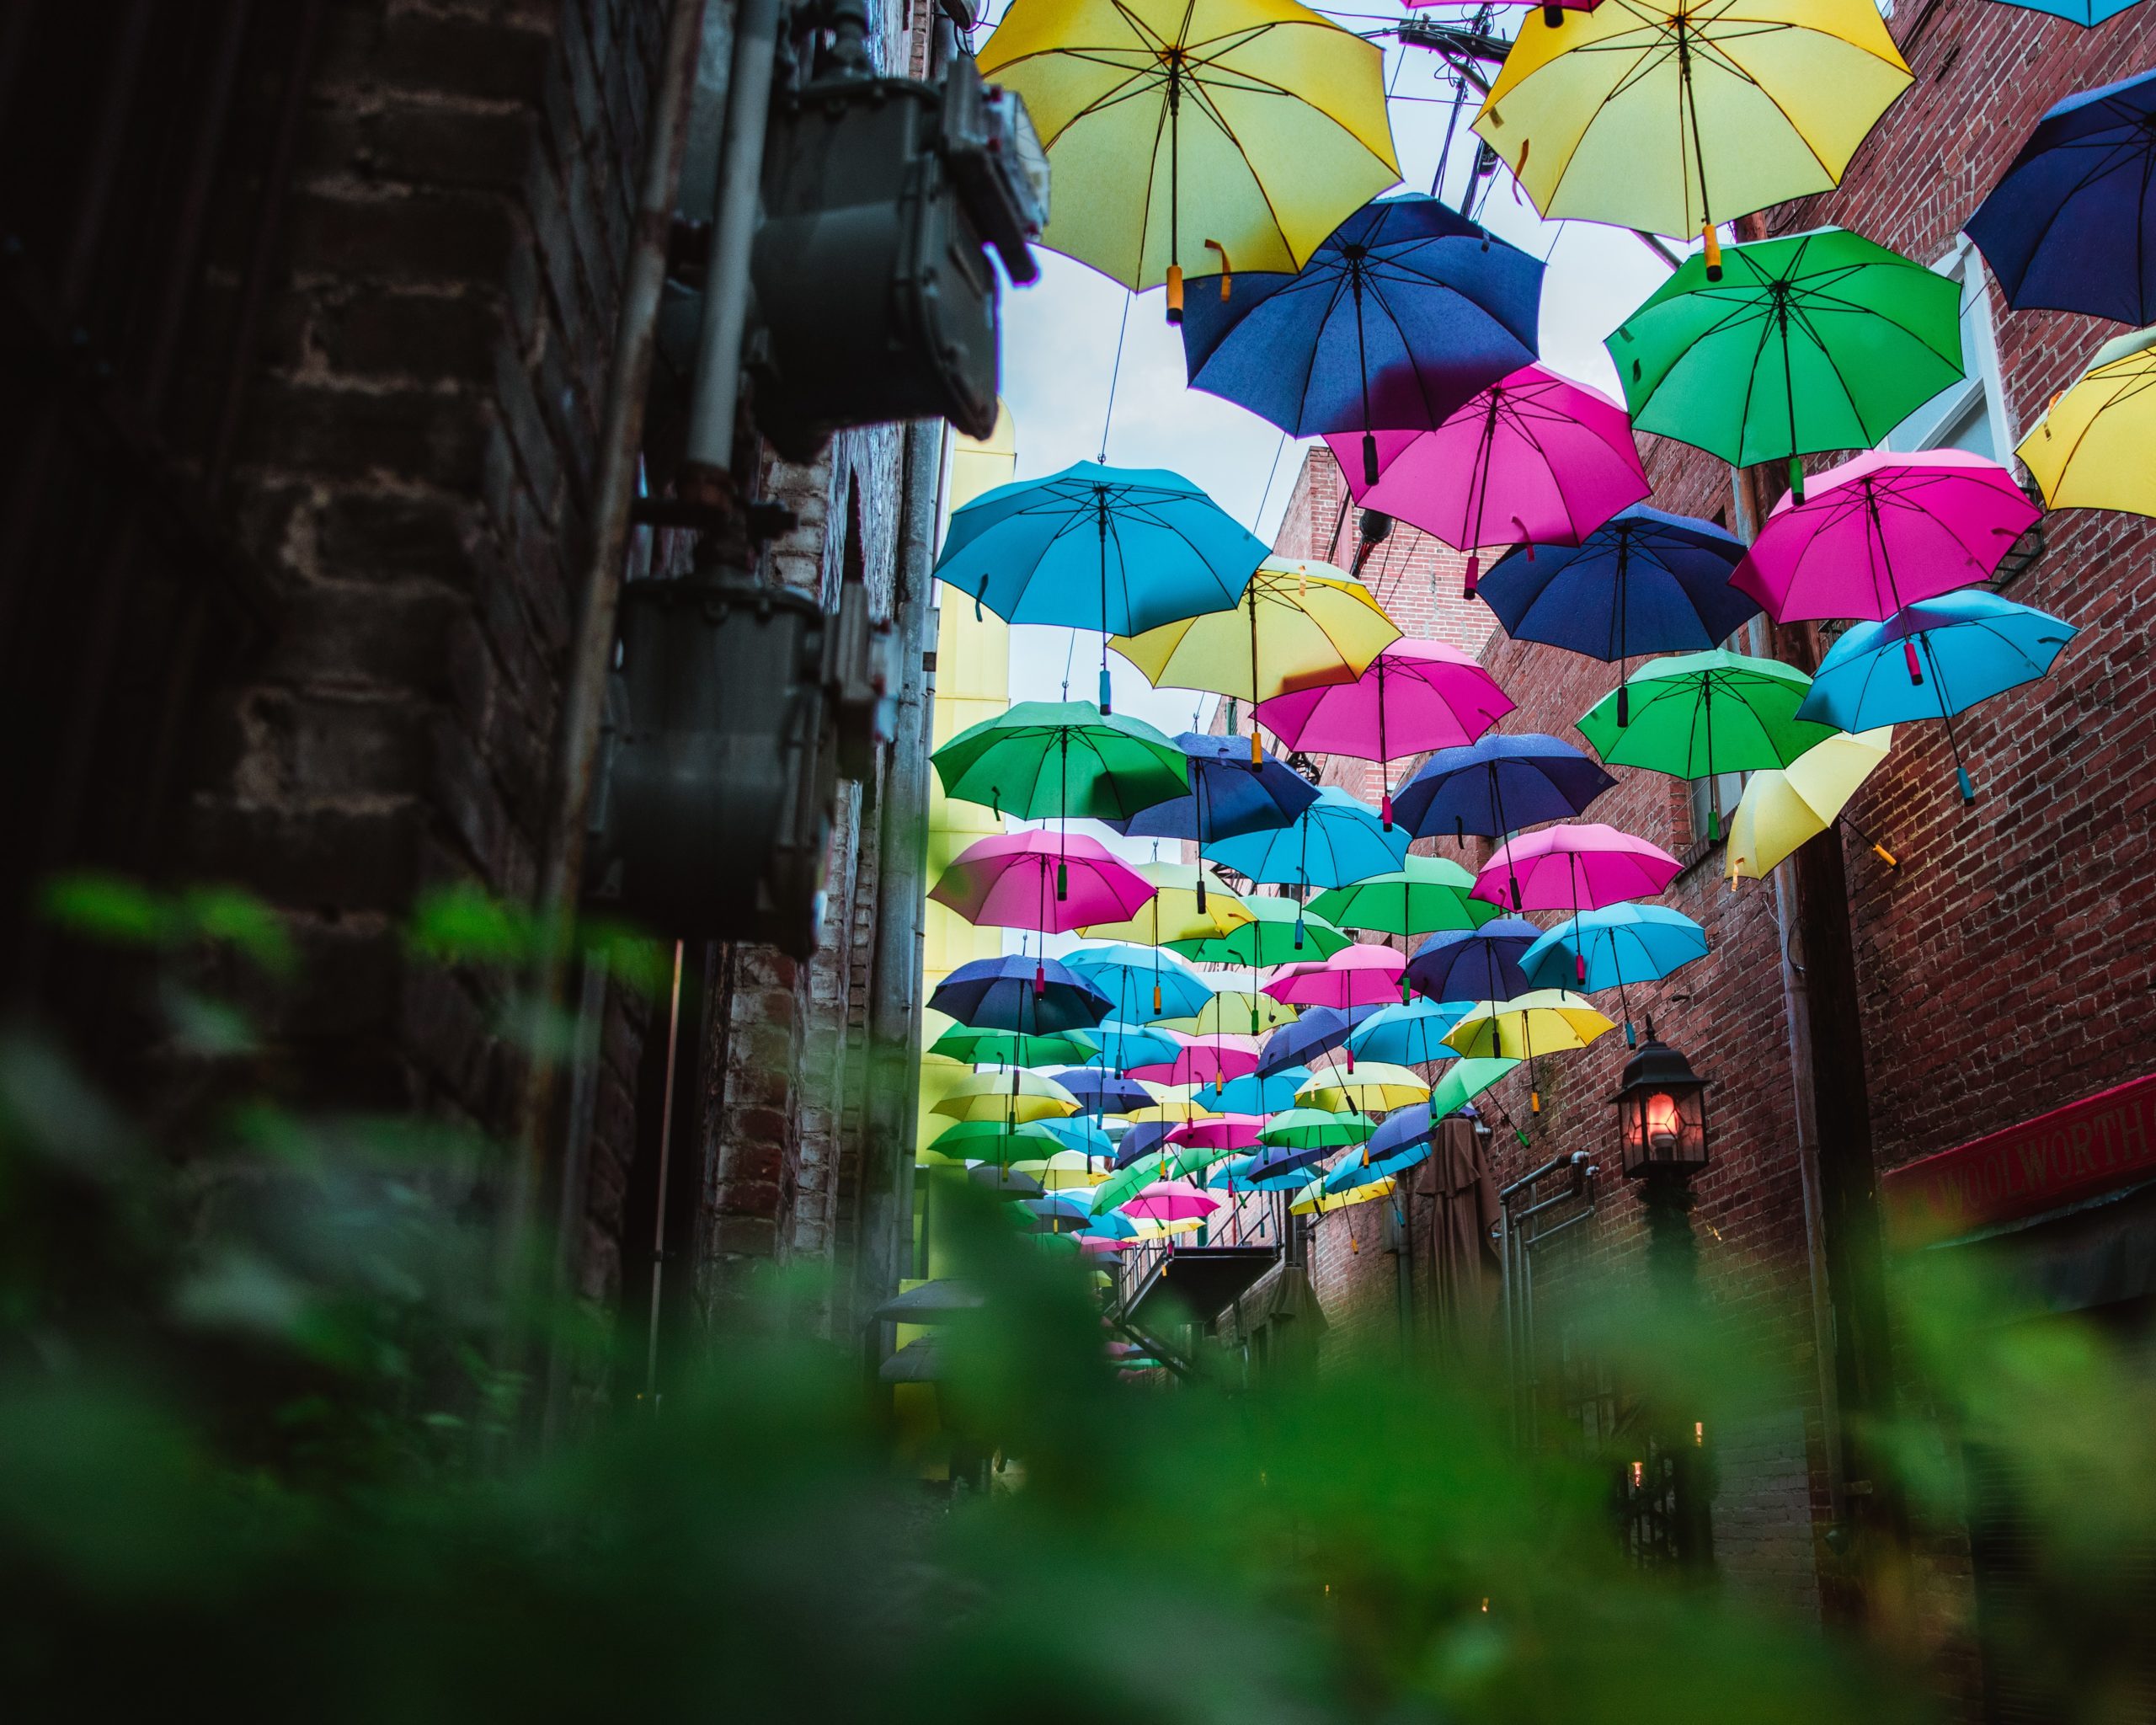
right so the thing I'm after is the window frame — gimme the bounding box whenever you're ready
[1883,238,2016,461]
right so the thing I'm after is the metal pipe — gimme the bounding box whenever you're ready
[683,0,784,478]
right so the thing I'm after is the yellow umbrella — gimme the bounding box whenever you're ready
[1155,988,1299,1037]
[1726,727,1897,883]
[2019,326,2156,516]
[1290,1172,1396,1216]
[1012,1149,1108,1189]
[976,0,1398,319]
[1297,1062,1430,1114]
[1076,859,1249,945]
[1444,989,1612,1114]
[931,1070,1081,1124]
[1112,561,1401,762]
[1475,0,1910,270]
[1122,1097,1223,1124]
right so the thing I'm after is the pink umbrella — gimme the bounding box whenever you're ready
[1117,1180,1222,1226]
[1080,1236,1126,1257]
[1254,640,1516,826]
[1732,450,2041,629]
[1471,825,1680,980]
[1325,366,1649,599]
[1166,1113,1267,1151]
[1128,1033,1262,1088]
[1265,942,1407,1009]
[928,830,1154,935]
[1406,0,1598,13]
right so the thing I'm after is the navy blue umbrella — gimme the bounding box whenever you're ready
[1478,505,1759,727]
[1179,195,1543,485]
[1041,1068,1155,1115]
[927,955,1110,1035]
[1257,1005,1377,1076]
[1390,733,1615,842]
[1106,732,1320,848]
[1967,67,2156,327]
[1361,1103,1436,1178]
[1405,917,1542,1006]
[1113,1120,1175,1171]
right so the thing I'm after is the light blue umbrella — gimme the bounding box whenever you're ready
[1796,590,2077,804]
[1986,0,2142,24]
[1214,1066,1310,1114]
[1204,785,1409,889]
[1036,1116,1119,1160]
[1345,1000,1470,1067]
[932,462,1269,711]
[1083,1021,1183,1071]
[1523,905,1710,1047]
[1062,943,1215,1023]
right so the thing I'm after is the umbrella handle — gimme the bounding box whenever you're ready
[1701,221,1722,282]
[1903,638,1924,686]
[1203,239,1231,299]
[1166,264,1183,323]
[1463,552,1480,601]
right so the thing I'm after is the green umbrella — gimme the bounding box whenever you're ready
[1607,227,1963,502]
[1307,856,1499,937]
[1166,897,1352,967]
[1577,651,1839,840]
[927,1026,1102,1068]
[1428,1056,1521,1119]
[931,700,1191,821]
[1091,1151,1175,1215]
[1259,1108,1375,1151]
[921,1119,1066,1167]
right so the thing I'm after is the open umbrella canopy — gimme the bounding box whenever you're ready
[1205,786,1409,888]
[1406,917,1542,1006]
[1081,1021,1186,1071]
[975,0,1399,309]
[1299,1062,1430,1114]
[1474,0,1911,244]
[1061,943,1216,1023]
[1039,1067,1158,1116]
[1732,451,2042,625]
[931,701,1192,821]
[928,955,1111,1034]
[1726,728,1897,882]
[1011,1149,1109,1190]
[1113,1180,1223,1227]
[1265,943,1408,1009]
[1609,228,1962,499]
[1797,592,2078,803]
[1986,0,2144,20]
[1307,855,1496,937]
[930,830,1156,933]
[1257,1007,1371,1076]
[1037,1116,1122,1160]
[1020,1192,1099,1231]
[1127,1033,1263,1088]
[1391,732,1614,841]
[1177,193,1542,467]
[1523,905,1709,996]
[1261,1107,1376,1150]
[1356,1103,1437,1178]
[1345,999,1470,1067]
[1473,822,1683,915]
[1214,1065,1312,1113]
[1105,732,1320,846]
[1328,366,1651,590]
[1253,639,1514,822]
[1444,991,1614,1060]
[1292,1171,1396,1215]
[921,1119,1066,1167]
[1428,1056,1522,1119]
[2019,326,2156,517]
[1120,1095,1225,1125]
[1170,895,1354,966]
[931,1070,1083,1124]
[1237,1143,1335,1190]
[928,1026,1101,1068]
[1076,858,1251,944]
[1156,985,1305,1036]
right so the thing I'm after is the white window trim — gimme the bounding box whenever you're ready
[1886,238,2015,458]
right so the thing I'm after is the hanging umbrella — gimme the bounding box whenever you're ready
[1796,591,2078,804]
[1112,561,1400,764]
[1444,990,1613,1112]
[928,1026,1102,1068]
[975,0,1399,321]
[1205,786,1408,889]
[1327,365,1651,594]
[1428,1057,1523,1137]
[1265,943,1409,1010]
[1105,732,1321,851]
[1237,1144,1336,1191]
[1036,1115,1122,1160]
[1253,640,1514,825]
[1475,1,1911,262]
[1608,227,1962,501]
[1390,732,1614,844]
[1214,1066,1311,1113]
[1404,917,1542,1006]
[1155,985,1305,1036]
[972,1167,1048,1199]
[1726,728,1898,883]
[1299,1062,1430,1114]
[1020,1192,1099,1231]
[1967,68,2156,323]
[1011,1149,1110,1191]
[1471,823,1684,925]
[1257,1007,1371,1076]
[1169,895,1353,966]
[1477,505,1758,724]
[2018,327,2156,517]
[1075,857,1251,943]
[1178,193,1541,481]
[1292,1170,1396,1215]
[1120,1093,1225,1125]
[1060,943,1216,1024]
[1039,1067,1158,1116]
[930,830,1155,932]
[1081,1021,1185,1071]
[1521,905,1709,1046]
[1128,1033,1263,1089]
[1577,651,1838,837]
[931,1070,1083,1124]
[1113,1181,1223,1228]
[1165,1114,1269,1179]
[931,700,1192,823]
[933,462,1268,710]
[1110,1122,1175,1172]
[928,955,1111,1033]
[1355,1103,1436,1180]
[1307,855,1497,937]
[921,1119,1065,1167]
[1732,451,2043,625]
[1260,1107,1376,1150]
[1344,999,1471,1067]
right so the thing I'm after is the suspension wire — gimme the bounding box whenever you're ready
[1097,293,1133,464]
[1251,430,1289,535]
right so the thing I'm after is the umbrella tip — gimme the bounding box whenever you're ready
[1702,222,1723,281]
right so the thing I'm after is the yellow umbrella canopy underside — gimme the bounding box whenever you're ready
[1156,989,1300,1036]
[1291,1173,1396,1215]
[1726,727,1893,882]
[1110,560,1401,705]
[2019,327,2156,517]
[1298,1063,1431,1113]
[1076,859,1250,945]
[931,1071,1082,1123]
[1444,990,1614,1060]
[1475,0,1912,242]
[977,0,1399,291]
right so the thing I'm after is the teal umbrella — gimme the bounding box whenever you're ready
[927,1026,1101,1068]
[931,701,1191,822]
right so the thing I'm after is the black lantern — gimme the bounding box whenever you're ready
[1610,1025,1711,1180]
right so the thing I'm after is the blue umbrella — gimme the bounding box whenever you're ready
[1205,786,1409,889]
[932,462,1268,711]
[1522,905,1710,1046]
[1112,1121,1175,1171]
[1020,1193,1097,1231]
[1214,1066,1311,1114]
[1084,1021,1183,1071]
[1236,1143,1332,1190]
[928,955,1110,1035]
[1038,1116,1119,1160]
[1390,733,1615,842]
[1478,505,1760,727]
[1345,1000,1470,1067]
[1061,943,1214,1023]
[1982,0,2142,27]
[1405,917,1541,1005]
[1040,1069,1155,1116]
[1257,1006,1376,1076]
[1179,195,1543,484]
[1796,590,2078,804]
[1967,67,2156,325]
[1106,733,1321,848]
[1341,1103,1435,1183]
